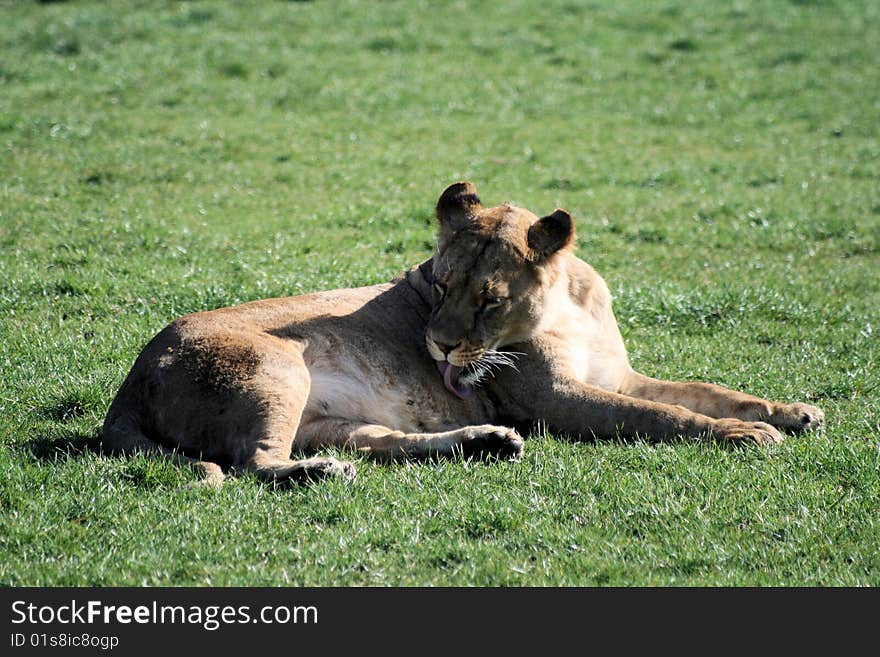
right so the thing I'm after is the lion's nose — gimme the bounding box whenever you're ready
[433,340,461,356]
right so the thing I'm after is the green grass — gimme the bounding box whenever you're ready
[1,0,878,586]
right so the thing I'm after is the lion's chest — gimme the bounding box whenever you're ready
[547,301,629,393]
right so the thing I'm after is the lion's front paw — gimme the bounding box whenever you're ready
[771,403,825,433]
[710,419,784,446]
[459,425,524,460]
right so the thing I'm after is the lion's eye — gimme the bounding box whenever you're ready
[483,296,505,310]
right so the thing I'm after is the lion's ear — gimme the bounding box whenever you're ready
[436,181,482,233]
[417,257,435,285]
[527,209,575,261]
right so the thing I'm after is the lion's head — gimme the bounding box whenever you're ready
[425,181,576,399]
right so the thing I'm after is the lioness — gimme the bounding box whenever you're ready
[103,182,824,485]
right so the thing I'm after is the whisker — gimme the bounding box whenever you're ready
[479,350,521,373]
[460,347,524,387]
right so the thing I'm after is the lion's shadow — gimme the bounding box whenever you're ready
[26,428,103,461]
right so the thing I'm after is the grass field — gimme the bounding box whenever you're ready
[1,0,878,586]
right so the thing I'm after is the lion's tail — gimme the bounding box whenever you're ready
[102,411,226,488]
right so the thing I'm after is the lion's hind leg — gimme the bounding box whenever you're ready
[103,335,358,488]
[297,418,524,462]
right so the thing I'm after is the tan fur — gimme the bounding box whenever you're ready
[103,182,824,485]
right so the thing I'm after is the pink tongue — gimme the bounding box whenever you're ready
[437,361,474,400]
